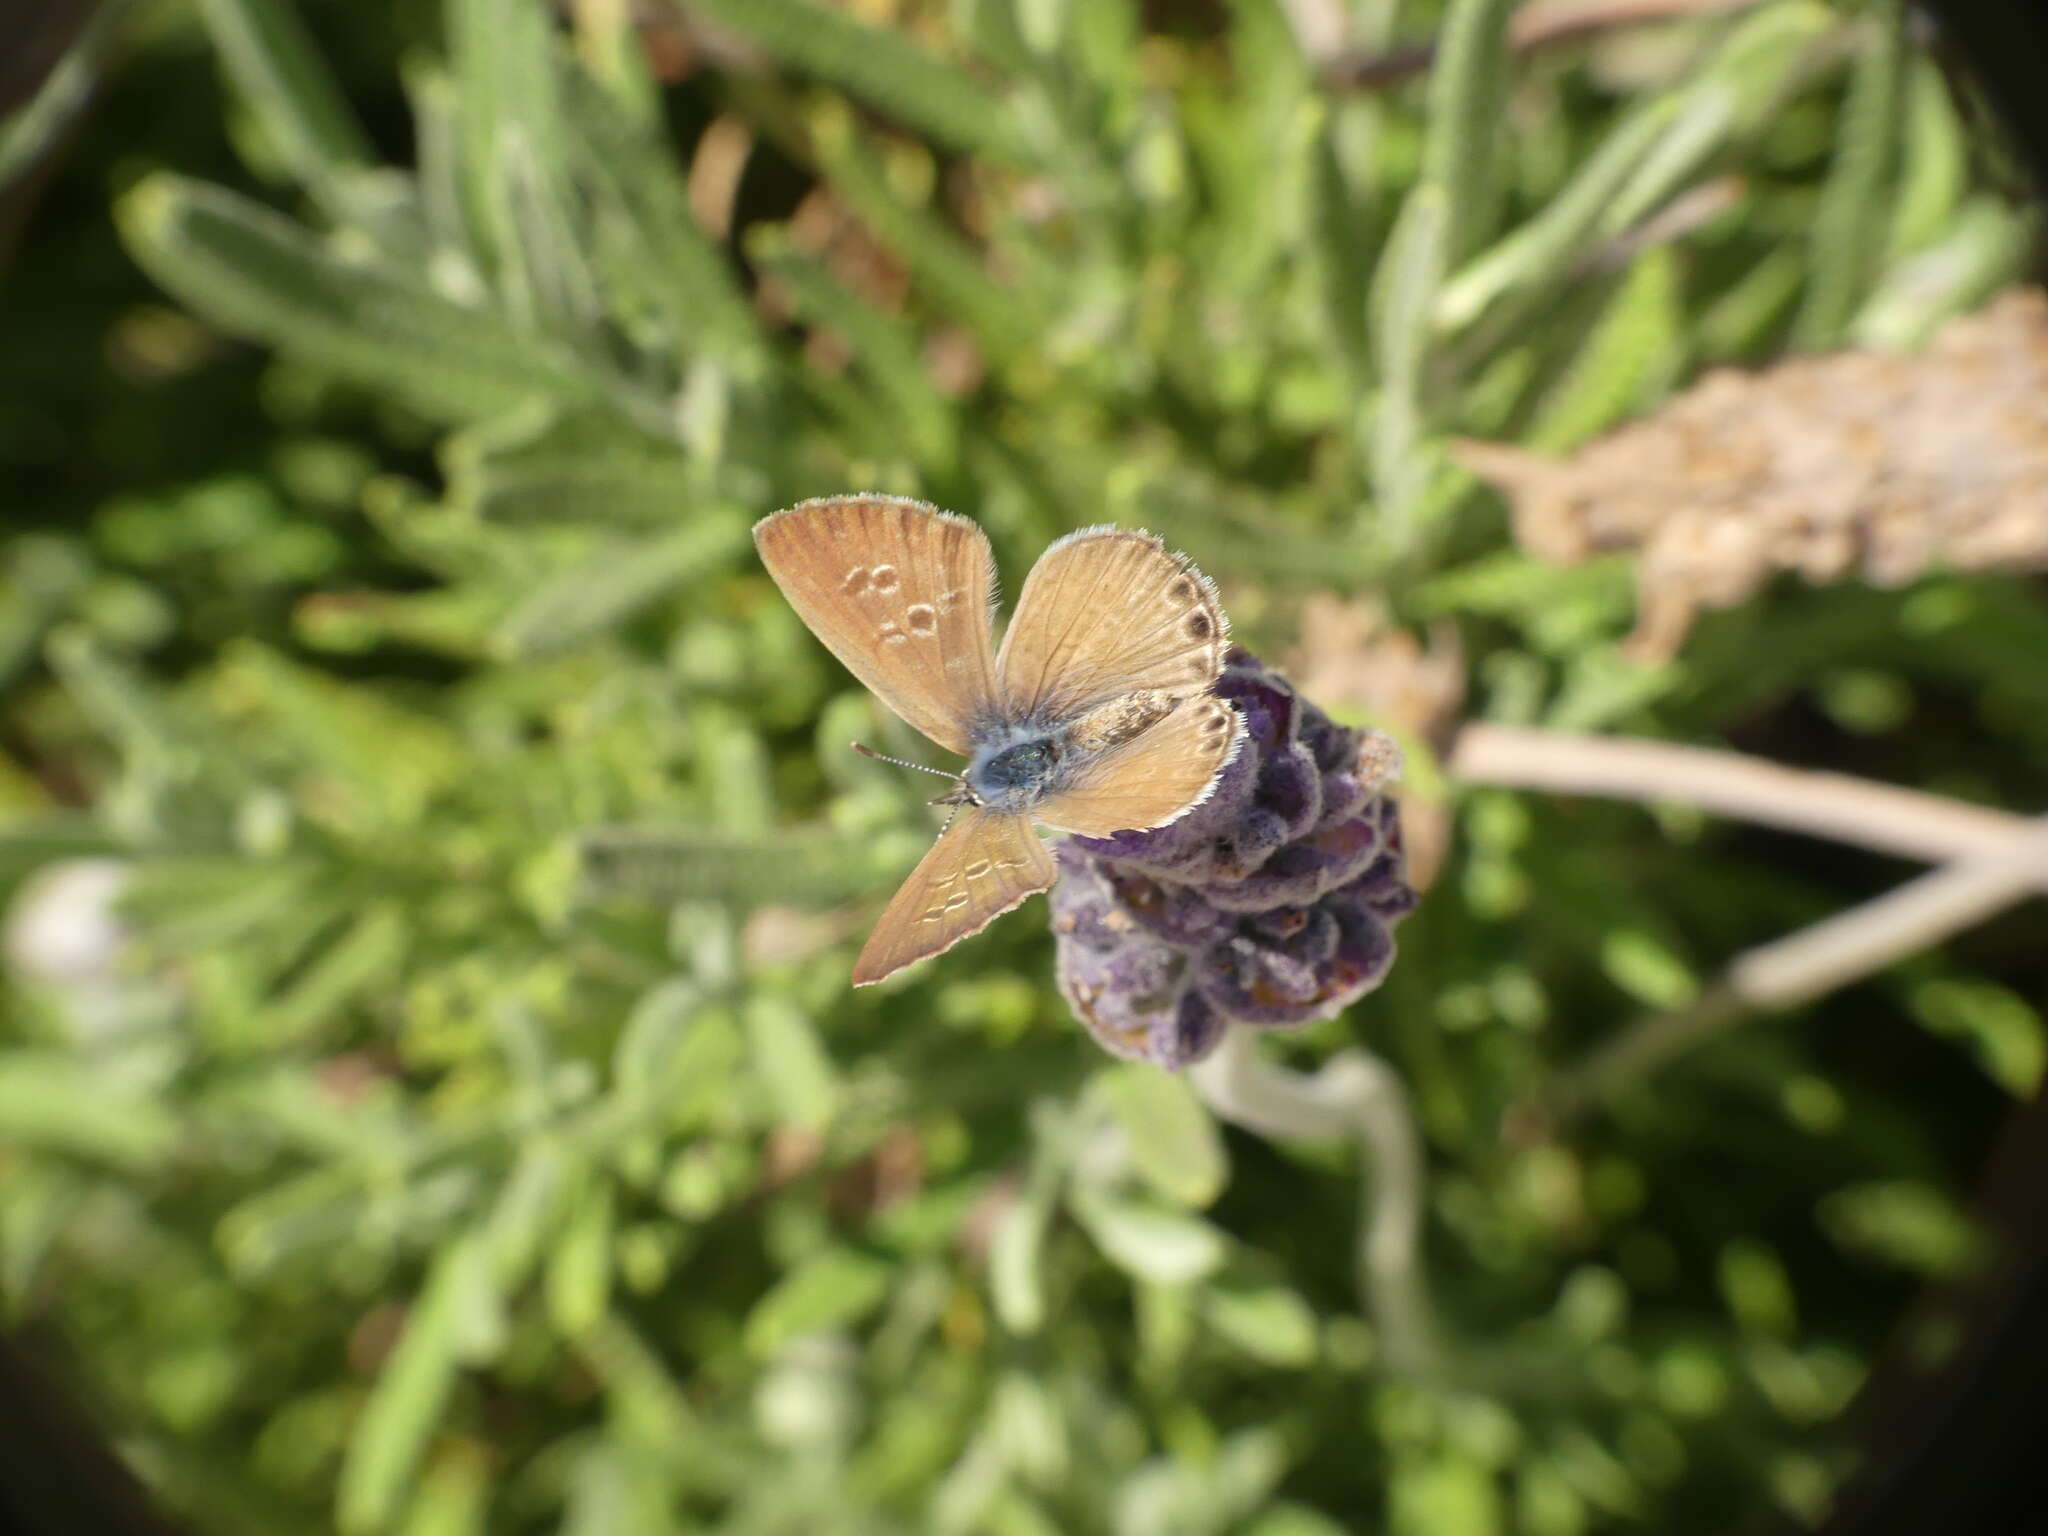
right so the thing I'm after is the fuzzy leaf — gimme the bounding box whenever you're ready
[120,174,580,421]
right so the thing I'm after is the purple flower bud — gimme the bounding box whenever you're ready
[1050,649,1418,1069]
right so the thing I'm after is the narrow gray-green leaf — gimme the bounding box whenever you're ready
[1102,1065,1228,1210]
[262,900,408,1045]
[1435,97,1680,332]
[0,1,132,191]
[743,996,839,1131]
[809,108,1038,365]
[743,1246,892,1356]
[1418,0,1514,261]
[989,1188,1054,1335]
[545,1178,615,1336]
[563,68,766,367]
[120,174,579,421]
[197,0,377,189]
[1071,1193,1227,1285]
[577,826,869,908]
[1794,0,1908,347]
[338,1235,484,1534]
[1204,1280,1319,1368]
[0,1052,180,1170]
[684,0,1022,161]
[1370,181,1450,545]
[443,407,703,526]
[493,515,747,657]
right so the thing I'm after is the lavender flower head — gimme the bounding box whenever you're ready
[1051,648,1418,1069]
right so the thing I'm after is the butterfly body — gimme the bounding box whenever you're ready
[755,495,1244,984]
[961,727,1066,814]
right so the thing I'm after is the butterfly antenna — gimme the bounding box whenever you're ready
[850,741,963,782]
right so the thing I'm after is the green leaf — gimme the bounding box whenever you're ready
[1436,98,1680,332]
[1370,181,1450,544]
[1717,1239,1798,1339]
[338,1235,485,1534]
[0,1,133,192]
[1391,1454,1505,1536]
[262,900,408,1045]
[743,1246,893,1356]
[1600,3,1835,237]
[1820,1181,1985,1280]
[443,407,703,526]
[743,996,839,1130]
[1852,197,2027,351]
[989,1187,1053,1335]
[119,174,580,422]
[808,108,1038,366]
[562,68,766,368]
[1418,0,1515,262]
[1101,1064,1227,1209]
[482,1142,574,1293]
[493,515,748,657]
[545,1177,615,1336]
[748,232,958,467]
[1794,0,1908,347]
[1524,248,1682,454]
[446,0,601,333]
[0,1052,181,1170]
[1071,1193,1227,1285]
[1203,1280,1318,1368]
[396,1443,490,1536]
[1885,62,1968,263]
[577,826,869,908]
[684,0,1022,161]
[1910,977,2046,1097]
[196,0,378,192]
[1599,928,1699,1011]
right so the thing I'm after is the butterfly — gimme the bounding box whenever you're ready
[755,494,1245,985]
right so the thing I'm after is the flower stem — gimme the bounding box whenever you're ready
[1190,1027,1443,1374]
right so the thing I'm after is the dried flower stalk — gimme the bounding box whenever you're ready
[1456,287,2048,660]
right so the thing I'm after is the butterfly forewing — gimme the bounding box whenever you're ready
[755,496,1000,756]
[995,528,1230,724]
[853,809,1057,984]
[1034,695,1246,838]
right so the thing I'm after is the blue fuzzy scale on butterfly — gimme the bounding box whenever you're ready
[958,691,1180,815]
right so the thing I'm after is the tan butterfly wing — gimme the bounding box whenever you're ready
[995,528,1228,723]
[1033,695,1246,837]
[853,809,1057,985]
[755,496,999,756]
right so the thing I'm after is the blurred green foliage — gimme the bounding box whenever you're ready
[1,1,2042,1533]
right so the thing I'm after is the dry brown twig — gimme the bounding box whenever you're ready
[1446,723,2048,1125]
[1449,724,2031,869]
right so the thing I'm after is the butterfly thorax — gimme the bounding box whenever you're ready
[957,690,1182,815]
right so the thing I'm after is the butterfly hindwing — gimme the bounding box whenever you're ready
[754,495,1000,756]
[1034,695,1245,838]
[995,528,1229,724]
[853,808,1057,984]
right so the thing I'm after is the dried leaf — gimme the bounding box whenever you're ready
[1456,288,2048,660]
